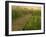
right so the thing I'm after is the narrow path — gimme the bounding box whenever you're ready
[12,14,31,31]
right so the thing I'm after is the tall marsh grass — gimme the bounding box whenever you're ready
[12,6,41,30]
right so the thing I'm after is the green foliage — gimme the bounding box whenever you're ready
[12,6,33,19]
[12,6,41,30]
[22,16,41,30]
[32,10,41,16]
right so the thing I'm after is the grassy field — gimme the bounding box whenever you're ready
[12,6,41,31]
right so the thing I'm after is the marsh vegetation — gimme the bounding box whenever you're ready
[12,6,41,31]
